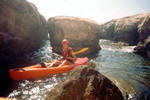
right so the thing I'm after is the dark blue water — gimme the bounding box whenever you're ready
[7,40,150,100]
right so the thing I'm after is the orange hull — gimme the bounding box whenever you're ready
[9,57,88,80]
[0,97,13,100]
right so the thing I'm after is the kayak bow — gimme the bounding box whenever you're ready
[9,57,88,80]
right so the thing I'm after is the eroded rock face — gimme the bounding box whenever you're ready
[135,36,150,57]
[47,16,101,56]
[46,66,124,100]
[0,0,47,95]
[134,15,150,56]
[0,0,48,57]
[138,15,150,42]
[98,13,150,46]
[98,13,150,57]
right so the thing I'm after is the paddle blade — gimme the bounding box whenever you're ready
[73,48,88,55]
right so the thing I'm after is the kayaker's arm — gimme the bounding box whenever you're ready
[66,49,76,61]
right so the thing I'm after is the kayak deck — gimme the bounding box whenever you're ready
[9,57,88,80]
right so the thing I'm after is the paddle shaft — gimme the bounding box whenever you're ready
[73,48,88,55]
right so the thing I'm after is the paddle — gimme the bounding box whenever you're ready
[72,48,88,55]
[49,48,88,67]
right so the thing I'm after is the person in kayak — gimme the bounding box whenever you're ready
[50,39,76,67]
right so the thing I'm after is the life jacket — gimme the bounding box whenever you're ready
[62,47,72,59]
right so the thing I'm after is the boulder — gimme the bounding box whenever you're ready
[134,43,146,56]
[98,13,150,57]
[0,0,48,58]
[98,13,150,45]
[0,0,47,96]
[47,16,100,56]
[46,66,124,100]
[134,15,150,56]
[135,36,150,57]
[138,15,150,42]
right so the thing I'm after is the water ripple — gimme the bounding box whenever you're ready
[7,40,150,100]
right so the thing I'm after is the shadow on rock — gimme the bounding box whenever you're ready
[46,64,124,100]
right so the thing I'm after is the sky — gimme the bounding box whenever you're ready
[27,0,150,23]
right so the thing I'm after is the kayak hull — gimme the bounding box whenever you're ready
[9,57,88,80]
[0,97,12,100]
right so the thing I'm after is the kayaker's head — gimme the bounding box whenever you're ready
[62,39,69,50]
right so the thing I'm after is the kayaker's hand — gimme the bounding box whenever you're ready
[66,56,76,62]
[73,57,77,61]
[66,56,71,60]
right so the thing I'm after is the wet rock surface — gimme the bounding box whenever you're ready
[98,13,150,57]
[0,0,47,96]
[46,66,124,100]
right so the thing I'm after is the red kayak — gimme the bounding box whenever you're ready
[0,97,13,100]
[9,57,88,80]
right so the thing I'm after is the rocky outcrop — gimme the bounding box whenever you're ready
[0,0,48,58]
[46,66,124,100]
[0,0,47,96]
[98,13,150,45]
[134,36,150,57]
[134,16,150,56]
[138,15,150,42]
[47,16,100,56]
[98,13,150,57]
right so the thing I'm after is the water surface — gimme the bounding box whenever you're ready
[8,40,150,100]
